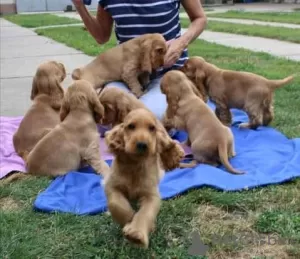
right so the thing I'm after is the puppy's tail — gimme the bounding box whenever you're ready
[72,68,82,80]
[268,75,294,90]
[218,142,244,175]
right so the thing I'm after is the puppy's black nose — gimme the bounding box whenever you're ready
[136,142,148,152]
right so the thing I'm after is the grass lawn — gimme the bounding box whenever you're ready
[3,14,80,28]
[208,10,300,25]
[1,26,300,259]
[89,8,214,16]
[181,18,300,44]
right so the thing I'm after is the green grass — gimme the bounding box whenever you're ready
[208,10,300,25]
[89,8,214,16]
[181,18,300,44]
[1,26,300,258]
[4,14,80,28]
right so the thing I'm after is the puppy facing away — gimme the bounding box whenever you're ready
[104,108,184,248]
[72,33,167,98]
[181,56,294,129]
[2,80,110,184]
[13,60,66,161]
[161,70,244,175]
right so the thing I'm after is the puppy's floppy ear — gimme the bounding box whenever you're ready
[156,124,185,171]
[189,80,207,102]
[60,94,70,121]
[157,127,184,171]
[89,91,105,123]
[72,68,82,80]
[31,76,39,101]
[116,95,132,124]
[140,37,152,73]
[31,73,64,109]
[58,62,66,80]
[105,123,125,154]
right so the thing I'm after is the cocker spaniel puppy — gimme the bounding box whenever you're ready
[104,108,184,248]
[72,33,167,98]
[161,70,244,175]
[13,60,66,161]
[2,80,110,184]
[98,87,147,128]
[181,56,294,129]
[98,86,184,170]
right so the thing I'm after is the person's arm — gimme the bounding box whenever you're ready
[72,1,113,44]
[180,0,207,48]
[164,0,206,67]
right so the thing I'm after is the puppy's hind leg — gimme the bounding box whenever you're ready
[215,101,232,127]
[239,107,263,130]
[83,141,111,178]
[121,68,144,98]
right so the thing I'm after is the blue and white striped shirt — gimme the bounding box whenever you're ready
[98,0,188,77]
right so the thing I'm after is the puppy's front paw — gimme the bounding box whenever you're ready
[238,122,250,129]
[123,223,149,248]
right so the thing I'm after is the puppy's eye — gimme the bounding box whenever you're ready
[149,125,155,132]
[127,123,135,130]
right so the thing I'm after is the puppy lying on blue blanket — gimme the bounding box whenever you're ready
[161,70,243,175]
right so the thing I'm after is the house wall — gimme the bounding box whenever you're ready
[15,0,98,13]
[0,0,16,14]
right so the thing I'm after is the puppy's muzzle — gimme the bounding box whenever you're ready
[136,141,148,153]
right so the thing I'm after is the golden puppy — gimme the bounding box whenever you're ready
[98,87,146,128]
[98,86,185,170]
[181,56,294,129]
[104,108,184,248]
[13,60,66,161]
[72,33,167,98]
[2,80,110,184]
[161,70,243,175]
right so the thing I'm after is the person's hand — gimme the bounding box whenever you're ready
[164,38,186,68]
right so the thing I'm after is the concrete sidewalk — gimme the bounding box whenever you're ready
[180,14,300,29]
[192,30,300,61]
[0,19,93,116]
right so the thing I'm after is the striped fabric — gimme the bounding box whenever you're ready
[98,0,188,78]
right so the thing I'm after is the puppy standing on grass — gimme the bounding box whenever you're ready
[2,80,110,184]
[161,70,244,175]
[104,108,184,248]
[13,61,66,161]
[72,33,167,98]
[181,56,294,129]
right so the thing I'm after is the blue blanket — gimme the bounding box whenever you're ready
[34,102,300,215]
